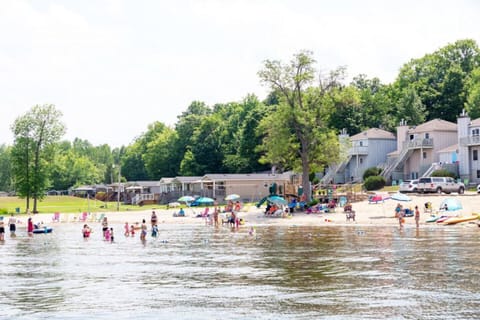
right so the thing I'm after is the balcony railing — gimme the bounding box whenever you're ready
[459,136,480,146]
[402,138,433,149]
[348,146,368,155]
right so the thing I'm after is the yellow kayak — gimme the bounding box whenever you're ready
[442,213,479,225]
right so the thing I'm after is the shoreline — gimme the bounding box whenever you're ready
[11,193,479,230]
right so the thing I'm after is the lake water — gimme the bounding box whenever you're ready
[1,223,479,319]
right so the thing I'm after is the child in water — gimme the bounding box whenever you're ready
[130,225,135,237]
[82,224,91,238]
[151,224,158,238]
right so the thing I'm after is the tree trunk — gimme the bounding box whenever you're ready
[300,151,311,202]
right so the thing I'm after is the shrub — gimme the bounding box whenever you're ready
[363,167,382,180]
[308,199,318,207]
[363,175,386,191]
[431,169,456,178]
[0,208,8,215]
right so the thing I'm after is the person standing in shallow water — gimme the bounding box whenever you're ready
[9,213,16,237]
[102,217,108,240]
[0,217,5,241]
[151,211,158,229]
[140,219,147,241]
[27,218,34,237]
[415,205,420,228]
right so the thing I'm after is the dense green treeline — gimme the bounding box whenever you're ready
[1,39,480,198]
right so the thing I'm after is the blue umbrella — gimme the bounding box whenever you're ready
[195,197,214,204]
[439,198,462,211]
[267,195,287,205]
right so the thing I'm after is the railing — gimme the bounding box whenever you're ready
[459,136,480,146]
[402,138,434,149]
[381,148,413,179]
[132,193,154,205]
[348,146,368,155]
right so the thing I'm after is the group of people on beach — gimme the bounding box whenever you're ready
[395,203,420,229]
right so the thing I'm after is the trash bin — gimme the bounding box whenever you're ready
[15,207,20,213]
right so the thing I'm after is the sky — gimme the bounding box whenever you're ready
[1,0,479,147]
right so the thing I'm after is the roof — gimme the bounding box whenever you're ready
[409,119,457,133]
[437,143,458,153]
[201,172,292,182]
[350,128,395,141]
[470,118,480,127]
[126,181,159,187]
[173,176,203,183]
[159,177,175,184]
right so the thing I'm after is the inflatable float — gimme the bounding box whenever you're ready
[33,226,53,234]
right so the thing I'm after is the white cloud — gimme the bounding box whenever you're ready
[0,0,479,147]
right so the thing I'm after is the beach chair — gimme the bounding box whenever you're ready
[52,212,60,223]
[346,210,356,222]
[96,213,105,223]
[79,212,88,222]
[197,207,209,218]
[89,212,97,222]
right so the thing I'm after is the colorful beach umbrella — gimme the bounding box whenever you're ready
[178,195,195,203]
[267,195,287,205]
[225,194,240,201]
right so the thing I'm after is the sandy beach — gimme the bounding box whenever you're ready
[16,192,480,229]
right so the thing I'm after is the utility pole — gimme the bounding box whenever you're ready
[117,164,121,211]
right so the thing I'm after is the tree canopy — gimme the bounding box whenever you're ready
[2,39,480,205]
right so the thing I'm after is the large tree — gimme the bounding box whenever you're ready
[0,145,13,192]
[11,104,65,213]
[258,51,341,201]
[395,39,480,122]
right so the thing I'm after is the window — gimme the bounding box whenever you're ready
[477,170,480,179]
[473,129,480,136]
[359,141,363,146]
[409,134,415,140]
[423,152,427,159]
[474,150,478,161]
[359,157,363,164]
[425,133,429,139]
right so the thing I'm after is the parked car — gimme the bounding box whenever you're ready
[417,177,465,194]
[399,179,419,193]
[477,184,480,193]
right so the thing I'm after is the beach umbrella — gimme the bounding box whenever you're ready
[225,194,240,201]
[195,197,215,204]
[390,192,411,202]
[267,195,287,205]
[439,198,462,212]
[178,196,195,203]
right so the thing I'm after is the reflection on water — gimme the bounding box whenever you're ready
[1,223,479,319]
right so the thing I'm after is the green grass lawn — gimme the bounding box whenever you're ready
[0,196,163,216]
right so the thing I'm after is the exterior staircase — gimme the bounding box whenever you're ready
[321,155,352,184]
[381,148,414,180]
